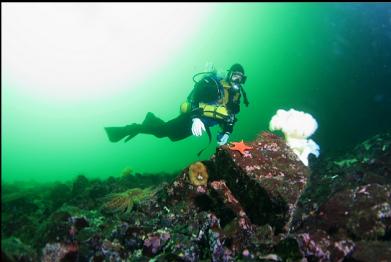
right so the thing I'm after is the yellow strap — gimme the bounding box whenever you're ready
[219,80,231,106]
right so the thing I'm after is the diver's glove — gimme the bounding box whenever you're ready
[191,118,206,136]
[217,132,230,146]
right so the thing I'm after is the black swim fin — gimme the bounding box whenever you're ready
[123,124,141,142]
[104,124,140,143]
[105,113,164,143]
[142,112,165,127]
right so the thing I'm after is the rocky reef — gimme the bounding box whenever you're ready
[1,132,390,261]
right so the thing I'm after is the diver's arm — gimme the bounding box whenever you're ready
[217,114,236,145]
[228,88,241,115]
[223,114,236,133]
[217,131,230,146]
[231,103,240,115]
[192,118,206,136]
[187,85,206,136]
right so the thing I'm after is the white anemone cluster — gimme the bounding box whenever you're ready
[269,109,320,166]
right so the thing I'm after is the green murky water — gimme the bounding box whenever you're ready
[2,3,391,183]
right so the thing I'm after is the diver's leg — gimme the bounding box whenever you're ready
[162,114,193,141]
[105,112,193,143]
[137,112,193,141]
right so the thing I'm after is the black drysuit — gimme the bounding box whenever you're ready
[104,75,241,144]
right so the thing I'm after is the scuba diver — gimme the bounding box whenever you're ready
[104,63,249,155]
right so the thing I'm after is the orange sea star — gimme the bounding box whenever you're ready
[229,140,253,155]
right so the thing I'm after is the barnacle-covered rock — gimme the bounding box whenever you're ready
[214,131,310,233]
[299,183,391,241]
[7,131,391,261]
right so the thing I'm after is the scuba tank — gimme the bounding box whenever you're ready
[180,70,220,115]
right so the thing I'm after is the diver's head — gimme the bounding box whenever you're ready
[227,63,247,85]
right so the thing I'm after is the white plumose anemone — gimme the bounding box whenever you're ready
[269,109,320,166]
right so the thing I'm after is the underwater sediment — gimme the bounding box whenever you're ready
[2,132,390,261]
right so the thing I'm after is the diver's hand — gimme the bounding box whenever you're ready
[191,118,206,136]
[217,132,230,146]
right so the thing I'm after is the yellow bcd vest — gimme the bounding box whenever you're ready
[179,101,229,120]
[198,102,229,120]
[180,79,236,120]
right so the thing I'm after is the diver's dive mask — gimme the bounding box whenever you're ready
[230,71,247,85]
